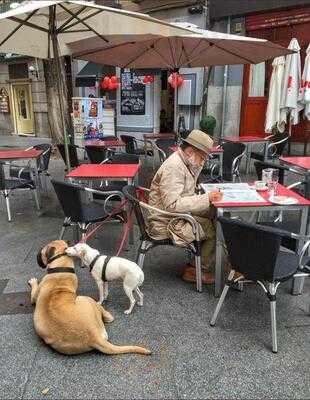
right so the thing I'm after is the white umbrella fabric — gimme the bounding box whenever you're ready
[279,38,303,133]
[299,43,310,121]
[265,56,286,133]
[0,0,193,168]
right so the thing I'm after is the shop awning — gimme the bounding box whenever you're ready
[75,62,115,87]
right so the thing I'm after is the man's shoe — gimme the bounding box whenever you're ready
[182,269,215,285]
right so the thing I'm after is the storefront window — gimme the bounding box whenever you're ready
[249,62,266,97]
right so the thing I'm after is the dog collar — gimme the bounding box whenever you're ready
[47,267,75,274]
[47,253,69,265]
[89,255,112,282]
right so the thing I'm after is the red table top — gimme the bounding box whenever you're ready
[169,145,223,154]
[213,183,310,208]
[144,133,176,140]
[84,140,125,147]
[280,156,310,171]
[224,135,269,143]
[67,163,140,179]
[0,149,43,160]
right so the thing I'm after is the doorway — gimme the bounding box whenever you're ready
[160,71,174,133]
[11,83,34,135]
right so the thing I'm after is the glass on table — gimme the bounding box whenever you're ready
[263,168,279,197]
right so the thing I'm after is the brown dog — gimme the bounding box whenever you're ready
[28,240,151,356]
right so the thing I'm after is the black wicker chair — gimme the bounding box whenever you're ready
[85,146,109,164]
[120,135,153,157]
[250,132,289,163]
[123,185,204,292]
[0,161,40,221]
[210,216,310,353]
[57,143,86,170]
[214,142,246,182]
[52,179,125,240]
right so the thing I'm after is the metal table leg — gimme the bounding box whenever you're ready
[291,206,309,295]
[215,208,225,297]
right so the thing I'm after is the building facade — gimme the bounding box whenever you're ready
[209,0,310,144]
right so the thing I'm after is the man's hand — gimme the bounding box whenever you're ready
[209,190,223,203]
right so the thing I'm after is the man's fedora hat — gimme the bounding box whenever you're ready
[182,129,213,154]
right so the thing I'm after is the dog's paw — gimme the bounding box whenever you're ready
[28,278,38,288]
[137,300,143,306]
[124,309,132,315]
[97,301,104,305]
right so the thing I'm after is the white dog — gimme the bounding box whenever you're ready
[66,243,144,315]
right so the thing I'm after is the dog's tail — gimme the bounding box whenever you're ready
[94,339,151,356]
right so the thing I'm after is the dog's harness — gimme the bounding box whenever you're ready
[89,255,112,282]
[46,253,75,275]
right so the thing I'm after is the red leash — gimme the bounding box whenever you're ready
[79,199,127,244]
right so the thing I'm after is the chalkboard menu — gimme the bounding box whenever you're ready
[120,69,145,115]
[0,88,10,113]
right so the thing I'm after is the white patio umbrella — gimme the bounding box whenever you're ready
[279,38,303,134]
[299,43,310,121]
[69,23,292,135]
[0,0,193,168]
[265,56,286,133]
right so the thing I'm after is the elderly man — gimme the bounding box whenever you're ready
[147,129,223,284]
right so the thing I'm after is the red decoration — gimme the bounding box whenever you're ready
[168,72,184,89]
[142,75,154,84]
[100,76,119,90]
[110,75,118,84]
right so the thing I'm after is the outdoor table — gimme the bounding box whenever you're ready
[203,182,310,297]
[84,139,126,148]
[223,135,270,174]
[279,157,310,199]
[66,163,139,185]
[169,145,224,176]
[0,149,43,206]
[67,163,140,246]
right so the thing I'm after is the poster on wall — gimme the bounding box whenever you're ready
[0,88,10,113]
[120,68,145,115]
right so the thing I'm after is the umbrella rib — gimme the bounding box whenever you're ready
[58,4,109,43]
[59,9,102,33]
[181,43,192,68]
[186,40,255,65]
[7,15,49,34]
[75,40,137,58]
[57,5,87,33]
[168,37,177,68]
[1,10,43,47]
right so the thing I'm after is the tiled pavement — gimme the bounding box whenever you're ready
[0,155,309,399]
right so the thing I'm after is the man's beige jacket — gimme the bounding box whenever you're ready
[147,150,210,246]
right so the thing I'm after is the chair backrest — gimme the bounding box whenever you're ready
[57,144,80,168]
[51,179,84,221]
[120,135,136,154]
[102,135,117,141]
[33,144,52,171]
[85,146,107,164]
[270,132,289,156]
[123,185,149,240]
[106,153,139,164]
[0,162,5,190]
[218,216,285,282]
[222,142,246,180]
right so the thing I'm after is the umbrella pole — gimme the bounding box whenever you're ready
[50,6,71,172]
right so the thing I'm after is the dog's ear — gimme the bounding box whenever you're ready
[36,247,46,269]
[79,249,86,260]
[46,246,56,262]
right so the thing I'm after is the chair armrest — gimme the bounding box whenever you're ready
[287,181,305,190]
[139,201,201,239]
[267,136,288,156]
[84,187,124,199]
[299,239,310,270]
[231,150,245,174]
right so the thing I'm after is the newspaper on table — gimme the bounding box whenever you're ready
[200,183,267,203]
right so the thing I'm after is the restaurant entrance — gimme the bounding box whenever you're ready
[240,6,310,143]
